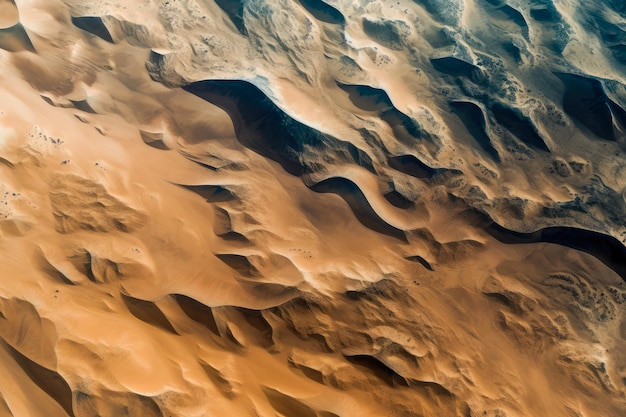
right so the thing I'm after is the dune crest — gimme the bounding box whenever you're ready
[0,0,625,416]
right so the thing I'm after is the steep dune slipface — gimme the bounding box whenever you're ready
[0,0,625,416]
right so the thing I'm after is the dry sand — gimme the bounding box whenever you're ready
[0,0,625,415]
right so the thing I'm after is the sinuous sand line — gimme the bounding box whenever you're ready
[0,0,625,416]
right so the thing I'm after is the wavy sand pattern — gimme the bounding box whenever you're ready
[0,0,625,416]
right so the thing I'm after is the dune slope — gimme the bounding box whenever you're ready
[0,0,625,416]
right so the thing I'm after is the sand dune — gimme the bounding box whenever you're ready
[0,0,625,416]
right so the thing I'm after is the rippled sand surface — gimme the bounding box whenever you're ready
[0,0,625,415]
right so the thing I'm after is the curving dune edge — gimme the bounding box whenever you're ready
[0,0,625,416]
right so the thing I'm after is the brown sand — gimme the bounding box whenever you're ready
[0,0,625,416]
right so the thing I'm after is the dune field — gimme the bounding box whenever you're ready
[0,0,625,415]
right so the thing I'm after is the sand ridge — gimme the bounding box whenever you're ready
[0,0,624,416]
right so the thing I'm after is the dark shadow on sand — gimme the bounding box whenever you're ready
[310,177,408,242]
[71,16,114,43]
[297,0,345,25]
[471,211,626,281]
[450,101,500,162]
[184,79,374,176]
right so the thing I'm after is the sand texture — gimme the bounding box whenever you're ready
[0,0,625,415]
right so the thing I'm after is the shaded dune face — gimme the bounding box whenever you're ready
[470,211,626,280]
[0,23,34,53]
[0,0,33,54]
[214,0,247,35]
[184,80,375,176]
[296,0,345,25]
[71,16,115,43]
[555,72,625,141]
[0,0,625,417]
[449,101,500,161]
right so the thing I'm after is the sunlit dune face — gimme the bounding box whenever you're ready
[0,0,19,29]
[0,0,625,416]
